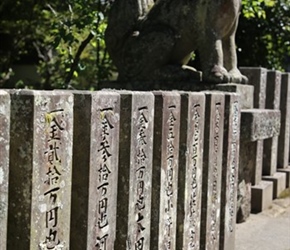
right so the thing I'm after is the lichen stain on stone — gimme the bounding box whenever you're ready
[0,167,4,185]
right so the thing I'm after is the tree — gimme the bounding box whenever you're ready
[237,0,290,71]
[0,0,113,89]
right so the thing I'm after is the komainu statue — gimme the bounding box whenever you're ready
[105,0,248,84]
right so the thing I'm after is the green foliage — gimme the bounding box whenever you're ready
[238,0,290,71]
[0,0,113,89]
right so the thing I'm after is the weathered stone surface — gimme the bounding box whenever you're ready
[0,90,10,250]
[31,91,74,250]
[7,90,74,250]
[86,91,120,250]
[277,73,290,168]
[216,84,254,109]
[151,91,180,250]
[236,180,251,223]
[115,92,154,249]
[263,172,287,199]
[240,67,267,109]
[240,109,280,141]
[251,181,273,214]
[68,91,92,250]
[200,92,225,250]
[263,71,282,175]
[177,92,205,250]
[277,168,290,188]
[220,93,240,250]
[105,0,247,84]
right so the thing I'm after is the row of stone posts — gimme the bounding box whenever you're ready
[0,67,289,250]
[0,89,240,250]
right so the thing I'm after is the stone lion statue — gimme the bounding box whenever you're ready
[105,0,248,84]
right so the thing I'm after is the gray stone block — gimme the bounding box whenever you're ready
[278,73,290,168]
[87,91,121,250]
[68,91,92,250]
[220,93,240,250]
[200,92,225,250]
[151,91,181,250]
[263,172,287,199]
[216,83,254,109]
[240,109,280,141]
[251,181,273,214]
[0,90,10,250]
[8,90,74,250]
[177,92,205,250]
[240,67,267,109]
[277,168,290,188]
[236,180,251,223]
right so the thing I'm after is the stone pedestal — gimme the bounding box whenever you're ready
[251,181,273,214]
[151,92,181,250]
[200,92,225,250]
[240,67,267,109]
[8,90,74,250]
[277,168,290,188]
[263,71,282,175]
[278,73,290,168]
[0,90,10,250]
[219,93,240,250]
[87,91,121,250]
[263,172,287,199]
[216,83,253,109]
[177,92,205,250]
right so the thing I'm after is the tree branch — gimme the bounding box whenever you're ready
[64,31,94,88]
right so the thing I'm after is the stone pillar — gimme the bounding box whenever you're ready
[7,90,73,250]
[86,91,121,250]
[277,73,290,168]
[240,67,267,109]
[219,93,240,250]
[263,71,282,175]
[200,92,225,250]
[115,92,154,250]
[66,91,92,250]
[151,92,180,250]
[177,92,205,250]
[0,90,10,250]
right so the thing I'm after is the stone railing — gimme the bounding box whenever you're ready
[0,67,289,250]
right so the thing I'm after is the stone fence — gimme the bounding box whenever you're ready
[0,67,289,250]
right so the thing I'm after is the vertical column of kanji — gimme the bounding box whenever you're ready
[219,93,241,250]
[31,91,73,250]
[0,91,10,250]
[177,92,205,250]
[200,92,225,250]
[151,92,181,250]
[87,91,120,250]
[127,92,154,250]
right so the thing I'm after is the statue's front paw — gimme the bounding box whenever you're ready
[228,69,249,84]
[203,65,230,83]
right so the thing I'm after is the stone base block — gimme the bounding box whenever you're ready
[277,168,290,188]
[216,83,254,109]
[262,172,286,199]
[251,181,273,214]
